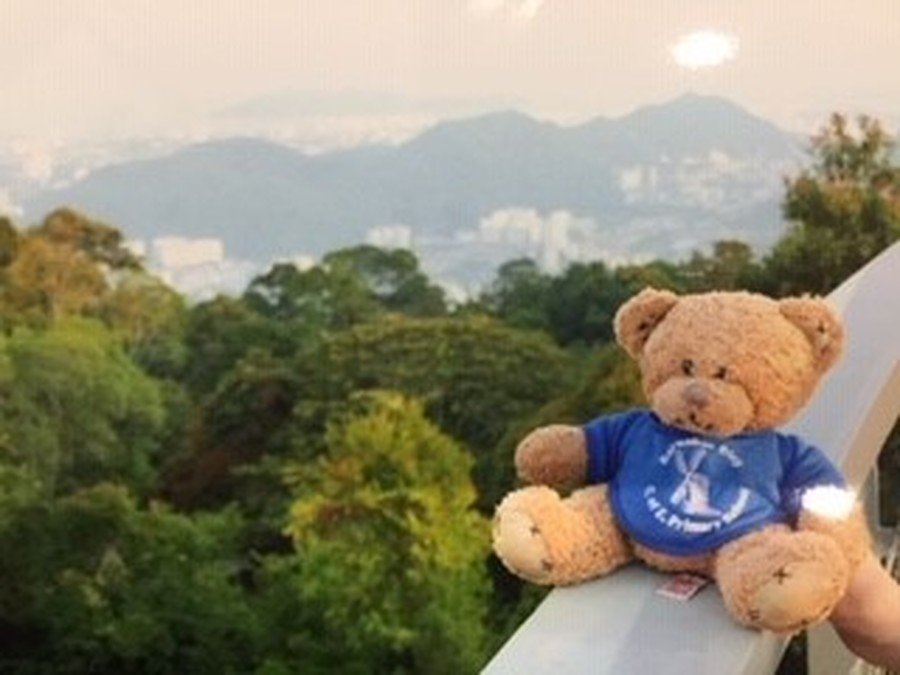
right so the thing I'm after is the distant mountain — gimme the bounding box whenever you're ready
[609,94,797,159]
[23,94,804,274]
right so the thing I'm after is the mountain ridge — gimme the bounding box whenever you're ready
[23,94,800,272]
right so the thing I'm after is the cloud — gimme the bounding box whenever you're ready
[671,31,739,71]
[467,0,545,20]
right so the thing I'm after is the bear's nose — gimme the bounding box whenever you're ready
[682,382,710,409]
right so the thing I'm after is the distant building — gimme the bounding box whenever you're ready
[131,236,256,300]
[151,237,225,269]
[473,208,585,274]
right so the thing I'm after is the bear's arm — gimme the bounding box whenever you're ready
[515,425,588,490]
[514,410,638,490]
[780,435,872,569]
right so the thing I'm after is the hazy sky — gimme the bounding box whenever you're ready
[1,0,898,142]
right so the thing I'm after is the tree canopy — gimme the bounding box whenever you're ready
[285,393,489,673]
[765,114,900,295]
[0,319,166,497]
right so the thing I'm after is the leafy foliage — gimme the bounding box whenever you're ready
[100,271,188,378]
[164,348,300,514]
[285,393,489,674]
[0,484,261,675]
[0,209,141,325]
[765,114,900,295]
[244,244,446,329]
[296,315,575,507]
[182,295,303,396]
[479,258,553,331]
[0,319,166,496]
[323,245,447,317]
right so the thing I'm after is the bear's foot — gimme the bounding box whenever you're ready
[492,506,555,583]
[493,485,631,586]
[716,526,850,634]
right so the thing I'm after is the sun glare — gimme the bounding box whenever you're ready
[801,485,856,521]
[671,30,739,70]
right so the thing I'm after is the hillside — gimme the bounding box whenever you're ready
[23,94,803,286]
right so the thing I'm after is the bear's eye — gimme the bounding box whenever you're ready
[681,359,695,376]
[715,366,728,380]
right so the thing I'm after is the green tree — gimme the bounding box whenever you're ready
[765,114,900,295]
[183,296,302,396]
[680,240,765,292]
[613,258,689,295]
[0,484,264,675]
[163,349,299,516]
[36,207,141,270]
[0,216,20,268]
[4,235,108,322]
[285,393,490,674]
[296,316,574,508]
[243,262,373,328]
[479,258,552,331]
[323,245,446,317]
[0,209,143,325]
[244,247,445,330]
[0,319,166,496]
[101,270,188,378]
[546,261,632,345]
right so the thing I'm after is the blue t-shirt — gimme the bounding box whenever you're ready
[583,409,845,556]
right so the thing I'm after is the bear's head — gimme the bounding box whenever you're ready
[614,289,844,437]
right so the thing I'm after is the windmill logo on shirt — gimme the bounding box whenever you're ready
[670,446,723,518]
[643,438,752,536]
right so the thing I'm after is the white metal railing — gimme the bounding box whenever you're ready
[483,242,900,675]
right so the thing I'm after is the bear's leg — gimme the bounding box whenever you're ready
[714,525,850,634]
[493,485,632,586]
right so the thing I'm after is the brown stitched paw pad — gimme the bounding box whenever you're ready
[750,559,844,634]
[493,509,554,584]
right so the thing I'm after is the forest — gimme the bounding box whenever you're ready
[0,115,897,674]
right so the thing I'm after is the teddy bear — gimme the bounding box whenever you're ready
[492,288,872,634]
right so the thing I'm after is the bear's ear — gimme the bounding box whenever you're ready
[778,296,845,372]
[614,288,679,359]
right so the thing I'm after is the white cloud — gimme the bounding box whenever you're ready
[671,31,739,71]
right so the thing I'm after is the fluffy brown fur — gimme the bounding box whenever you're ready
[492,288,871,634]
